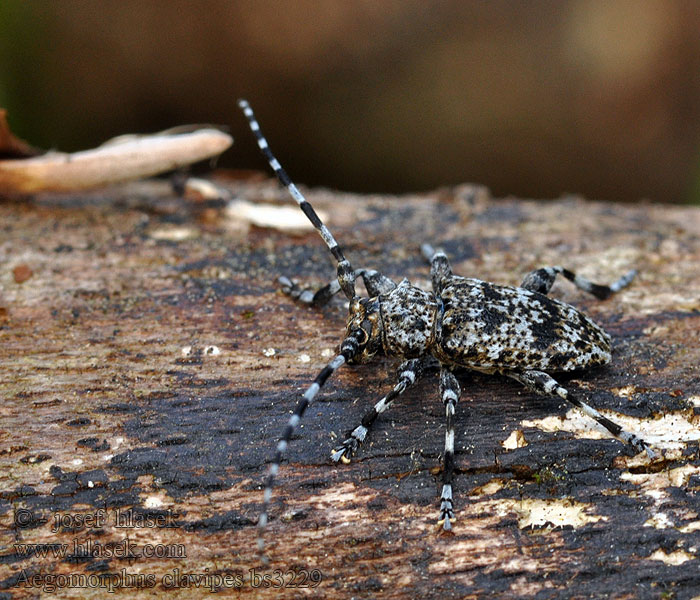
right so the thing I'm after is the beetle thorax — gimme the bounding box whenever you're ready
[378,279,438,358]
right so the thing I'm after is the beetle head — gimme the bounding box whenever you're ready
[345,297,383,363]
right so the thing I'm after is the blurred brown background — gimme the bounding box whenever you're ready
[1,0,700,203]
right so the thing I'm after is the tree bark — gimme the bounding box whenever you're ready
[1,180,699,599]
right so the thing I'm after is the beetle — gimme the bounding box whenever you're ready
[237,100,657,558]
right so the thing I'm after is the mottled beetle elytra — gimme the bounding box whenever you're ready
[237,99,658,561]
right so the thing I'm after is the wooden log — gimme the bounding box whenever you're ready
[0,180,698,598]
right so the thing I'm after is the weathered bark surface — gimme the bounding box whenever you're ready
[0,180,699,599]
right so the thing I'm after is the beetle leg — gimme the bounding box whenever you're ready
[421,244,454,295]
[520,266,636,299]
[505,369,658,459]
[279,269,397,307]
[278,275,340,307]
[437,367,461,531]
[331,358,425,463]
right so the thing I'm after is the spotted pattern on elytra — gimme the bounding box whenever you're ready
[433,277,611,372]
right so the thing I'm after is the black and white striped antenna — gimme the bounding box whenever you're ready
[238,99,367,562]
[238,99,356,300]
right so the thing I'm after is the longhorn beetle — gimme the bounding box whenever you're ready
[238,99,658,559]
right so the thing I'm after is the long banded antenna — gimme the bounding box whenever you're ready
[256,328,366,562]
[238,99,356,299]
